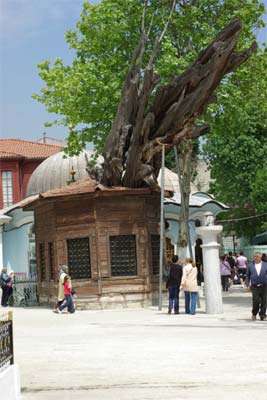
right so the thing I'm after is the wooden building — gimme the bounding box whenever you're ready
[24,179,161,309]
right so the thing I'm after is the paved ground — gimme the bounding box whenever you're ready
[9,287,267,399]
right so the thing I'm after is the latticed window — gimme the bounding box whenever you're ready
[48,242,54,280]
[2,171,13,207]
[166,238,174,262]
[39,243,46,281]
[67,237,91,279]
[151,234,160,274]
[109,235,137,277]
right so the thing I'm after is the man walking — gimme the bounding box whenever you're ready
[246,253,267,321]
[166,255,183,314]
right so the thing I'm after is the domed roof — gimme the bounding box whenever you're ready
[26,150,103,196]
[157,167,198,193]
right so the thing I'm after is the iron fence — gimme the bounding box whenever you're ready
[9,273,38,307]
[0,311,14,370]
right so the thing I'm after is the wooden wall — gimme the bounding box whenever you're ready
[34,192,160,307]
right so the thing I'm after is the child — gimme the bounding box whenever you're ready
[55,275,75,314]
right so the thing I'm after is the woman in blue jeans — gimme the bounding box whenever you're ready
[181,258,198,315]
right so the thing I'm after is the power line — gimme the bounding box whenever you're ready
[217,213,267,223]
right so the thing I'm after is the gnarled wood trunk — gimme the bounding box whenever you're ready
[102,18,256,188]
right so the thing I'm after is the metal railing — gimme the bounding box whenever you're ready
[0,311,14,370]
[9,273,38,307]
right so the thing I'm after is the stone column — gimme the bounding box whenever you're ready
[196,224,223,314]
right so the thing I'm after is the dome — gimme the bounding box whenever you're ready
[157,167,198,193]
[26,150,103,196]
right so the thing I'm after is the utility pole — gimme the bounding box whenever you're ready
[158,142,165,311]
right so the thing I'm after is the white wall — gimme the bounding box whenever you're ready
[0,365,21,400]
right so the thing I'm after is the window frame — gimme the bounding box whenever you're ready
[150,234,160,275]
[48,242,55,281]
[38,242,46,282]
[66,236,92,280]
[108,234,138,278]
[2,171,13,208]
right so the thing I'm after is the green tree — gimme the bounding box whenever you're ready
[33,0,265,245]
[204,49,267,237]
[33,0,265,155]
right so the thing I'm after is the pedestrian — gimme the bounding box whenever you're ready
[181,258,198,315]
[236,251,248,287]
[166,255,183,314]
[55,275,75,314]
[196,262,204,308]
[163,256,171,285]
[227,251,236,284]
[220,255,231,291]
[246,253,267,321]
[262,253,267,262]
[0,267,12,307]
[55,265,69,310]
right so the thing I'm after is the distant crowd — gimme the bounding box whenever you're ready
[165,251,267,321]
[220,251,267,291]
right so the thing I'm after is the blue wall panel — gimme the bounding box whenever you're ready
[3,224,30,274]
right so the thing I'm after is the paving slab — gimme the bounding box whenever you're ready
[6,287,267,399]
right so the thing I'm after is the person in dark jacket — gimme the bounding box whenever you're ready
[166,255,183,314]
[246,253,267,321]
[227,251,236,283]
[0,267,11,307]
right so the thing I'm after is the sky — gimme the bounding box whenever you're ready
[0,0,266,143]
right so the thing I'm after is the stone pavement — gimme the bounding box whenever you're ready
[10,287,267,399]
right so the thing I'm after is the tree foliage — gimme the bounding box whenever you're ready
[33,0,266,237]
[204,49,267,237]
[33,0,265,155]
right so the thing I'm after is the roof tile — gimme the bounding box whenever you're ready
[0,139,62,160]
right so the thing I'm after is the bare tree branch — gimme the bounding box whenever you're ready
[148,0,177,69]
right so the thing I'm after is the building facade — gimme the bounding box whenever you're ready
[0,139,61,209]
[24,180,160,309]
[0,149,99,274]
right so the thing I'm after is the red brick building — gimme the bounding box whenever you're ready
[0,139,62,209]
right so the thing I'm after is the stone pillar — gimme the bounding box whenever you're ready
[196,224,223,314]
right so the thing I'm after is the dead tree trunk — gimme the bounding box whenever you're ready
[102,16,256,188]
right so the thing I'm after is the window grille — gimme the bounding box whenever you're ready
[67,237,91,279]
[48,242,54,280]
[2,171,13,207]
[109,235,137,276]
[151,234,160,274]
[166,237,174,262]
[39,243,46,281]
